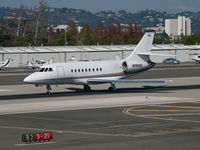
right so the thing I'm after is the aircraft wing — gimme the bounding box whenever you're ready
[87,79,172,84]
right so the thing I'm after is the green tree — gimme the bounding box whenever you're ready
[127,36,142,44]
[184,33,200,45]
[98,35,111,45]
[13,36,32,46]
[79,24,97,45]
[48,31,77,46]
[153,38,165,44]
[0,29,4,45]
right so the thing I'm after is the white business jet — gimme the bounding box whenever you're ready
[24,31,170,94]
[0,58,11,69]
[19,57,54,69]
[27,57,55,69]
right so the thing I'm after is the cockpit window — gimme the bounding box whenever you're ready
[39,68,45,72]
[38,67,53,72]
[44,68,48,72]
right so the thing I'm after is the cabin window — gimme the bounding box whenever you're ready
[85,69,87,72]
[71,69,73,73]
[49,68,53,72]
[39,68,45,72]
[100,68,102,71]
[96,68,99,71]
[75,69,77,72]
[93,68,95,71]
[78,69,80,72]
[82,69,84,72]
[89,68,91,72]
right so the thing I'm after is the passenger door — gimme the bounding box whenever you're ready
[57,66,65,78]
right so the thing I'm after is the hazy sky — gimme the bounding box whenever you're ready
[0,0,200,13]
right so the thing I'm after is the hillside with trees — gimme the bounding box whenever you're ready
[0,2,200,47]
[1,7,200,33]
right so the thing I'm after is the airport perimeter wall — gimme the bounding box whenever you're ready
[0,44,199,67]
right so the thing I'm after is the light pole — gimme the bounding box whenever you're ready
[180,29,183,44]
[64,29,66,46]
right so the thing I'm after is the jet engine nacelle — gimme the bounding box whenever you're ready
[122,61,144,72]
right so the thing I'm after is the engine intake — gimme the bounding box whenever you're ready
[122,61,128,71]
[122,61,144,72]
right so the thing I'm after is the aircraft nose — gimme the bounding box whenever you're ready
[24,74,37,83]
[23,75,32,83]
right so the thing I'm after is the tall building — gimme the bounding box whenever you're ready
[178,16,186,36]
[186,18,191,36]
[165,19,178,38]
[165,16,191,38]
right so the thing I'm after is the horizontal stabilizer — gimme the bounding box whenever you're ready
[137,52,176,57]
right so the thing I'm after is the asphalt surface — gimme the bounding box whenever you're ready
[1,102,200,150]
[0,63,200,150]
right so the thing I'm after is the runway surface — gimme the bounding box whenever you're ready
[0,63,200,149]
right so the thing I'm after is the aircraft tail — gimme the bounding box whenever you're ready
[134,31,154,55]
[3,58,10,67]
[49,57,54,63]
[126,31,154,61]
[126,30,175,61]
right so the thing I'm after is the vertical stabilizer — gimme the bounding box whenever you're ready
[3,58,10,67]
[126,31,155,60]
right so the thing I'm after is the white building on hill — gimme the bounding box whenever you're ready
[165,16,191,39]
[51,25,83,33]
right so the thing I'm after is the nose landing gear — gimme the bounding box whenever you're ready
[46,85,52,95]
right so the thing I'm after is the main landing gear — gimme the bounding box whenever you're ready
[84,85,91,92]
[108,84,116,92]
[46,85,52,95]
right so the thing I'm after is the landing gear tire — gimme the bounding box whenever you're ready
[108,87,114,92]
[108,84,116,92]
[46,91,51,95]
[84,85,91,92]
